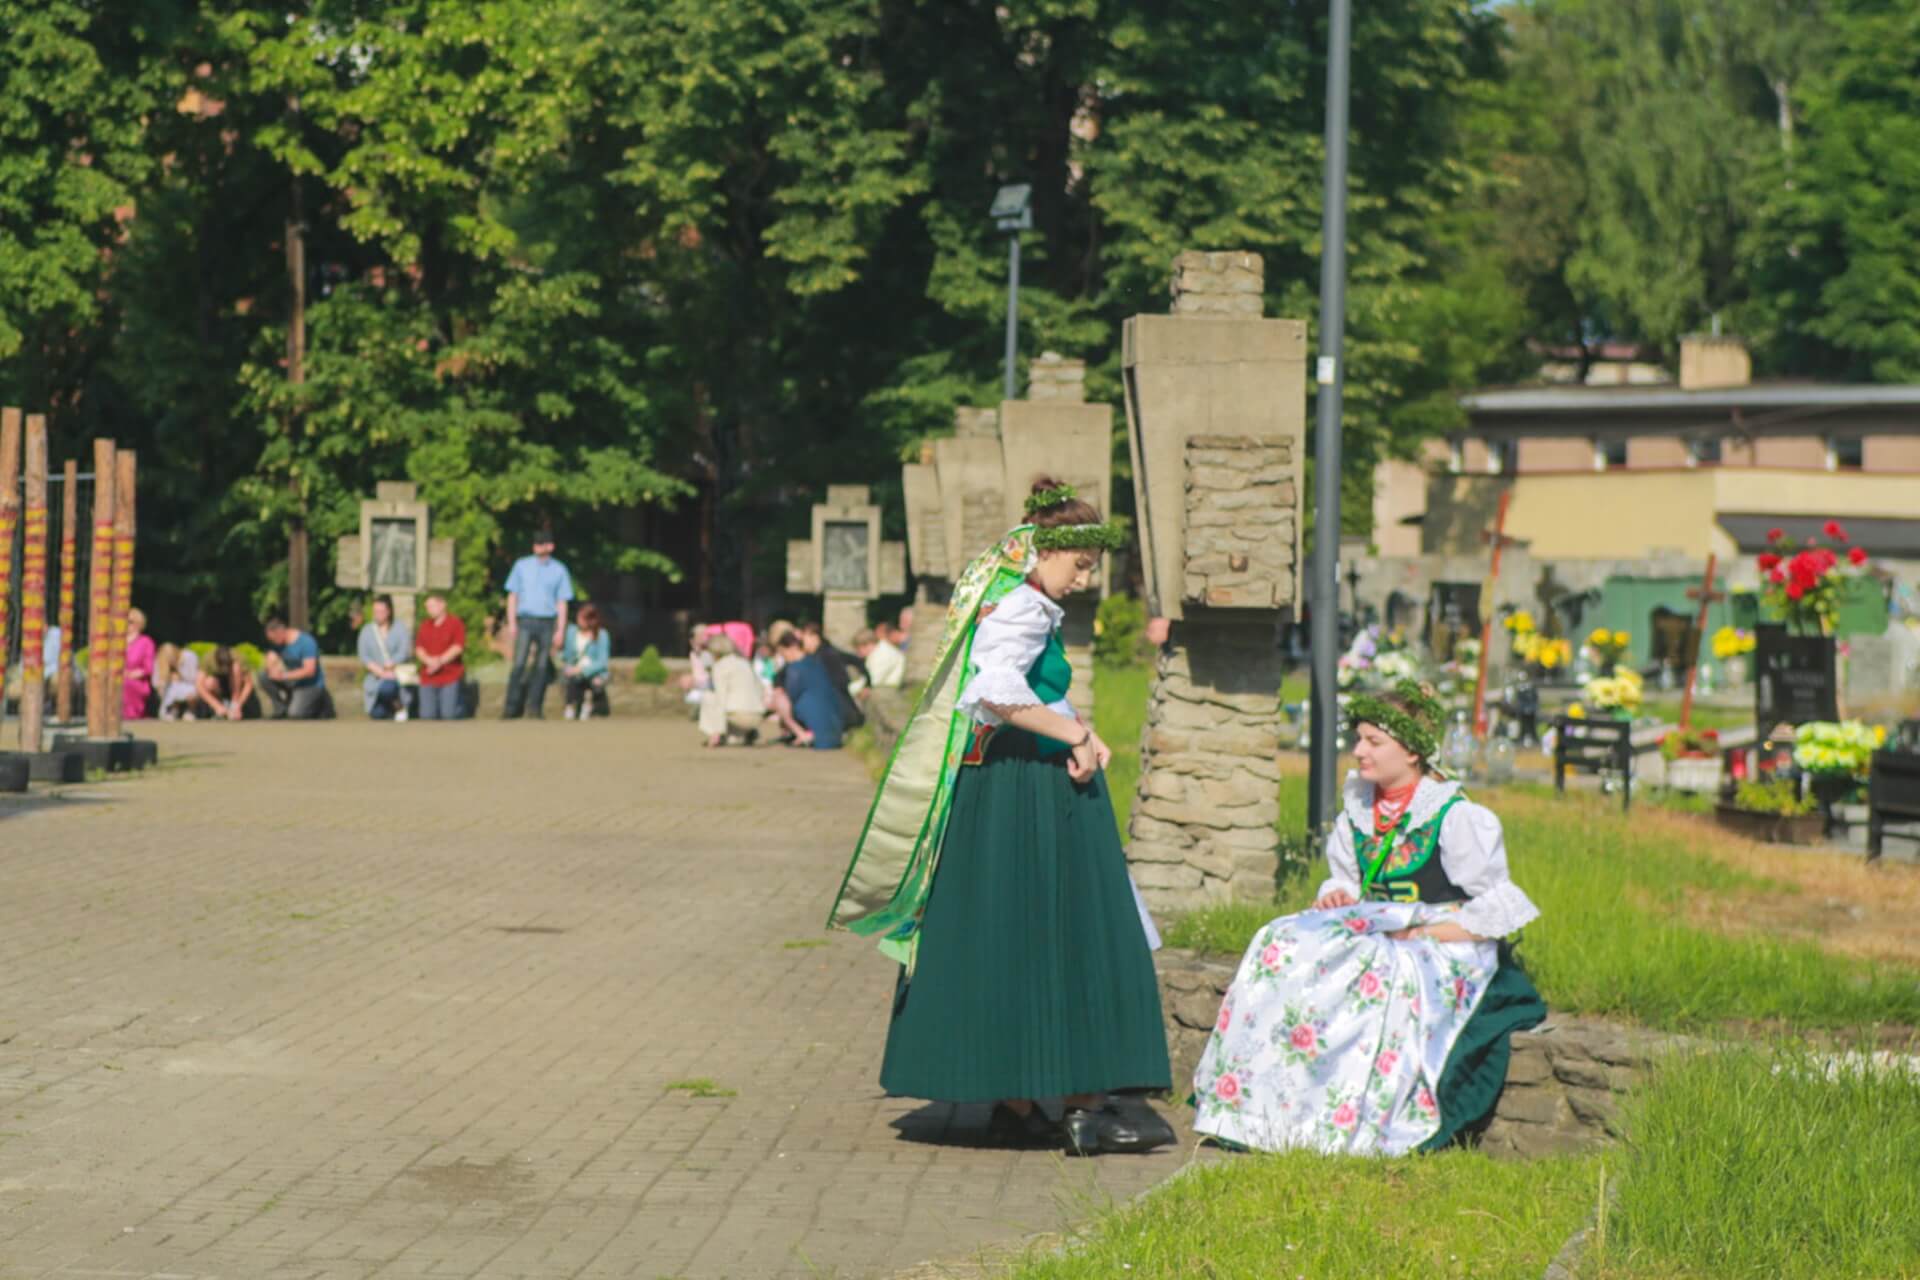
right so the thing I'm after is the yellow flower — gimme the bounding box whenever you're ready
[1588,627,1612,647]
[1615,630,1631,645]
[1567,703,1587,719]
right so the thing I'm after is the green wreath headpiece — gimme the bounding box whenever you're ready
[1024,482,1080,515]
[1031,519,1129,552]
[1346,678,1446,762]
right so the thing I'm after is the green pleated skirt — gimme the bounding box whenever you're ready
[1420,952,1549,1151]
[879,730,1172,1103]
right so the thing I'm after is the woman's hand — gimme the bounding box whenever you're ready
[1388,921,1482,944]
[1313,887,1357,911]
[1086,729,1114,772]
[1067,739,1098,783]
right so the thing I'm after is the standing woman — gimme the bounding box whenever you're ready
[829,479,1172,1155]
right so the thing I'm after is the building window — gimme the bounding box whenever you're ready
[1488,438,1517,475]
[1828,434,1864,471]
[1593,437,1628,471]
[1689,437,1722,467]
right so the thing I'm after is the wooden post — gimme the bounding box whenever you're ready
[85,440,117,740]
[286,172,311,630]
[19,416,48,753]
[56,458,78,722]
[0,408,20,730]
[105,451,136,739]
[1471,488,1515,739]
[1679,554,1725,733]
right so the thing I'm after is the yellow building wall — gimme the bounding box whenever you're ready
[1502,472,1718,558]
[1445,468,1920,560]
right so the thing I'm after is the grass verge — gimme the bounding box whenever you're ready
[1004,1148,1600,1279]
[1592,1044,1920,1278]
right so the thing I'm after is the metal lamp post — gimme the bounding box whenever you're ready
[990,184,1033,402]
[1308,0,1353,833]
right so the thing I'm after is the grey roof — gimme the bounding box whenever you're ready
[1460,381,1920,435]
[1463,383,1920,413]
[1719,514,1920,559]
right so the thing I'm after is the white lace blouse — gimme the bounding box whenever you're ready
[1315,772,1541,940]
[954,584,1076,727]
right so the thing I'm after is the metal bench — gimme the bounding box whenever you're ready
[1867,747,1920,861]
[1553,715,1633,812]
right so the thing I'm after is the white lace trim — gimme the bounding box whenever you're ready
[956,584,1062,725]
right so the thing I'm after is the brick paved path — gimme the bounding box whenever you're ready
[0,718,1193,1279]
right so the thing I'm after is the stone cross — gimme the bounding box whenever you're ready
[333,481,456,624]
[785,485,907,649]
[1122,250,1308,912]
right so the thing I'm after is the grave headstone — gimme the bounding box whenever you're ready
[1754,624,1838,729]
[1122,250,1307,912]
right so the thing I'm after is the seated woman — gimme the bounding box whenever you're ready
[195,646,261,721]
[155,644,201,721]
[123,607,157,720]
[560,604,612,720]
[769,630,844,748]
[698,633,766,746]
[1192,680,1546,1156]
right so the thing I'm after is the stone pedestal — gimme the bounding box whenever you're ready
[1121,250,1306,914]
[1128,620,1285,909]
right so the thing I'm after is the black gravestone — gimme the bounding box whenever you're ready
[1753,624,1838,728]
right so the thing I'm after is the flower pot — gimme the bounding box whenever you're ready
[1713,803,1826,846]
[1666,756,1723,794]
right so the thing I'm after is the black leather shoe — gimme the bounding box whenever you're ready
[1107,1094,1177,1150]
[988,1103,1055,1148]
[1062,1098,1172,1156]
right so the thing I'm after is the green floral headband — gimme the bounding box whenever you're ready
[1346,679,1445,761]
[1024,482,1080,515]
[1032,519,1129,552]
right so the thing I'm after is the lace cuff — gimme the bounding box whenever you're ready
[1455,881,1541,940]
[958,666,1046,720]
[1314,875,1361,902]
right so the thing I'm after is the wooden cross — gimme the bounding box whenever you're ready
[1472,489,1522,738]
[1679,554,1725,731]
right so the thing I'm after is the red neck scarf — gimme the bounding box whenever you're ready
[1372,779,1419,833]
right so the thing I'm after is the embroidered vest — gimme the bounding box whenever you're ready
[1351,792,1469,905]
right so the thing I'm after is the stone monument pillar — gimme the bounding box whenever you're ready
[785,485,907,648]
[1121,251,1307,912]
[334,481,456,623]
[898,360,1116,702]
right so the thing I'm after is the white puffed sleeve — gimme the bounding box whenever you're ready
[956,586,1058,725]
[1439,802,1541,939]
[1314,819,1362,902]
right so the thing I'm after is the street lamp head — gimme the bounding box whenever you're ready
[990,183,1033,232]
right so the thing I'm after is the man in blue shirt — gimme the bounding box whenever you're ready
[261,616,335,720]
[501,529,574,719]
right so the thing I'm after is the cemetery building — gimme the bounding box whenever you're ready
[1375,335,1920,573]
[1356,335,1920,686]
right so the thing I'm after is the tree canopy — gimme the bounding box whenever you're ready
[0,0,1909,645]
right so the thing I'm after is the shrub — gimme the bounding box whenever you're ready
[186,641,264,671]
[633,644,670,685]
[1732,777,1816,816]
[1094,594,1149,668]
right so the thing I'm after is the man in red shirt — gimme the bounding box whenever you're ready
[414,592,468,720]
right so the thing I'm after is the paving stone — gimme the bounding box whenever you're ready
[0,719,1195,1279]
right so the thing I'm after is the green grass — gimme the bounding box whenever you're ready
[1092,662,1151,835]
[1001,1044,1920,1280]
[663,1077,736,1099]
[1593,1045,1920,1279]
[1164,787,1920,1032]
[1004,1148,1601,1278]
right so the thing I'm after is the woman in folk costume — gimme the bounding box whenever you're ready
[828,479,1174,1156]
[1192,680,1547,1155]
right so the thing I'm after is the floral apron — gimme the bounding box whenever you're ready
[1191,797,1504,1155]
